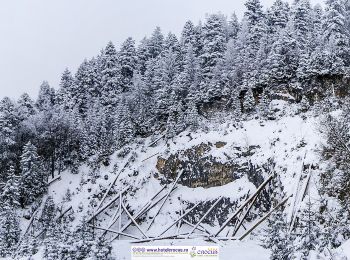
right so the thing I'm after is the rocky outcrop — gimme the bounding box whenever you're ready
[156,142,261,189]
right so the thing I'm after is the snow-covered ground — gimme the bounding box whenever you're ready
[23,101,350,259]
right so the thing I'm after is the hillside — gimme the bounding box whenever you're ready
[12,101,347,259]
[2,0,350,259]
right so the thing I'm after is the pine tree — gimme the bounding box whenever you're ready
[291,0,312,52]
[136,37,151,75]
[19,141,46,206]
[232,92,242,121]
[90,237,113,260]
[322,0,349,67]
[41,196,56,233]
[36,81,55,111]
[130,73,155,135]
[148,27,164,59]
[200,14,227,80]
[56,68,75,110]
[243,88,256,113]
[181,21,197,49]
[0,208,20,257]
[184,100,199,131]
[264,210,295,260]
[43,222,61,260]
[17,233,38,258]
[0,98,17,180]
[73,217,95,259]
[310,4,324,50]
[180,44,200,94]
[268,0,290,34]
[245,0,266,52]
[1,165,20,208]
[119,37,137,89]
[297,199,321,258]
[16,93,36,120]
[74,59,95,115]
[101,41,122,108]
[243,0,267,87]
[267,22,299,90]
[258,92,270,118]
[156,49,180,88]
[114,99,134,148]
[166,110,177,139]
[228,13,240,39]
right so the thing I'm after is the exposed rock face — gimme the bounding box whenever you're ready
[155,142,275,224]
[156,142,261,189]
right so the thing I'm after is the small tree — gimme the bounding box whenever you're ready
[243,88,256,113]
[19,141,46,207]
[264,209,295,260]
[1,166,20,208]
[297,199,321,258]
[0,208,21,257]
[90,236,113,260]
[41,196,56,235]
[185,100,199,131]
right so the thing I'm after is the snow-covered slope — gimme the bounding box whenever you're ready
[24,101,334,259]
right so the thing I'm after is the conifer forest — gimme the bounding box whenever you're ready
[2,0,350,259]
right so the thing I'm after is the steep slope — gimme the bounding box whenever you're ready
[24,100,336,259]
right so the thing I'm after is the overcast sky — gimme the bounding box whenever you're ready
[0,0,323,100]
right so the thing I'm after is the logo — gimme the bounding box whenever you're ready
[190,246,197,258]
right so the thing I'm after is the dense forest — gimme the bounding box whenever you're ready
[2,0,350,259]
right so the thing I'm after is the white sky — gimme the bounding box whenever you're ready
[0,0,323,100]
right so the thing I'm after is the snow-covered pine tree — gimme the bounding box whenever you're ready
[164,32,181,57]
[43,222,61,260]
[228,13,240,39]
[181,20,197,49]
[258,91,270,119]
[180,44,200,96]
[166,110,177,139]
[291,0,312,52]
[72,216,95,259]
[101,41,122,108]
[16,93,36,121]
[56,68,75,110]
[130,73,155,135]
[36,81,55,111]
[114,98,134,149]
[17,233,38,258]
[231,91,242,122]
[243,0,267,87]
[264,209,295,260]
[297,198,321,258]
[0,207,20,257]
[185,100,199,131]
[310,4,323,50]
[41,196,56,234]
[267,0,290,34]
[90,236,113,260]
[1,165,20,208]
[243,88,256,113]
[119,37,137,90]
[200,14,227,80]
[322,0,349,68]
[19,141,46,206]
[136,37,151,75]
[156,49,180,88]
[267,21,299,91]
[148,27,164,59]
[0,98,18,176]
[74,59,95,116]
